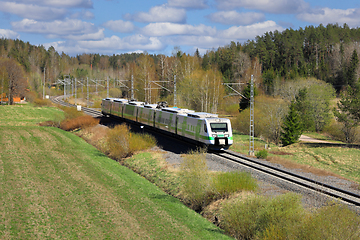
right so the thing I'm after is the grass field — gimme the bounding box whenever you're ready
[0,105,231,239]
[230,131,360,184]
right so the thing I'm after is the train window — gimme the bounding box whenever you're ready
[210,123,228,132]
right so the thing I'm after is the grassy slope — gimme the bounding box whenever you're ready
[0,105,230,239]
[231,131,360,184]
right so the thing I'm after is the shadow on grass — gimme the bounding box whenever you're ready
[149,193,182,204]
[302,142,360,149]
[99,116,201,154]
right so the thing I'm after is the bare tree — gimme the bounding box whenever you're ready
[0,58,27,105]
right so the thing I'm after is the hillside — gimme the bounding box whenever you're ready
[0,105,231,239]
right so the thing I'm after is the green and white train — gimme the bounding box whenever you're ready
[101,98,233,150]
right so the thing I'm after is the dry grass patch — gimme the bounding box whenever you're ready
[266,155,346,179]
[60,115,99,131]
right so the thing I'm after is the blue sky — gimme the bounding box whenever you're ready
[0,0,359,56]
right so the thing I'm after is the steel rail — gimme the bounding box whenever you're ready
[215,150,360,207]
[50,96,103,118]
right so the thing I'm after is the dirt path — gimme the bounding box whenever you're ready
[299,135,332,143]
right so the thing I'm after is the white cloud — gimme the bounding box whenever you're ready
[103,20,135,33]
[0,1,67,20]
[7,0,93,8]
[11,19,103,40]
[78,35,165,53]
[297,8,360,28]
[124,5,186,23]
[70,10,94,20]
[221,20,284,39]
[207,11,265,25]
[215,0,309,14]
[168,0,208,9]
[45,34,164,55]
[159,21,284,51]
[142,23,216,37]
[0,29,19,39]
[167,35,226,49]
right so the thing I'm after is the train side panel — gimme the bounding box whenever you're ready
[101,98,233,150]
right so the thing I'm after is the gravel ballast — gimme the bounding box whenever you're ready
[162,148,360,213]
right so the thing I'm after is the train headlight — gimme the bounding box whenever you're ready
[225,134,229,137]
[212,134,217,137]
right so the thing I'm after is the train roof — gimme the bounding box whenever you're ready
[161,107,195,114]
[113,98,128,103]
[128,101,145,106]
[144,104,157,109]
[187,112,218,118]
[103,98,128,102]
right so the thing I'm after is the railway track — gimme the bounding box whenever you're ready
[50,95,360,207]
[51,96,103,118]
[213,150,360,207]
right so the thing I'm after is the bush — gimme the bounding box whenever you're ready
[24,91,38,103]
[179,151,259,211]
[109,88,122,98]
[33,98,53,107]
[179,150,212,211]
[224,103,239,116]
[297,202,360,240]
[129,133,157,152]
[324,119,360,143]
[213,171,258,199]
[220,193,304,240]
[106,124,157,160]
[60,106,84,119]
[60,115,99,131]
[256,149,268,159]
[107,124,131,160]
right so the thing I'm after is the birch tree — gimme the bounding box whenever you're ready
[179,68,225,112]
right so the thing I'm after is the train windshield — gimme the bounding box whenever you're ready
[210,123,228,133]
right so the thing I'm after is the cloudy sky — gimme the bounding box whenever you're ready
[0,0,359,56]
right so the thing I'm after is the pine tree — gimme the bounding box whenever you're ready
[333,84,360,143]
[281,102,303,146]
[346,49,359,87]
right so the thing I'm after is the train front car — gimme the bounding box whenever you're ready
[186,112,233,151]
[205,117,233,150]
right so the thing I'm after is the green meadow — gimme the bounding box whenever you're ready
[0,105,230,239]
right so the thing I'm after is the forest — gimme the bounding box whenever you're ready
[1,23,360,145]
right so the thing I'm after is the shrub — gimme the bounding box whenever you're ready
[109,88,122,98]
[220,193,304,240]
[24,91,38,103]
[106,124,131,160]
[106,124,156,160]
[297,202,360,240]
[60,115,99,131]
[224,103,239,116]
[179,150,212,211]
[129,133,157,152]
[213,171,258,198]
[33,98,53,107]
[60,106,84,119]
[256,149,268,159]
[324,119,360,143]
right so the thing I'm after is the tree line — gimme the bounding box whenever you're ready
[1,22,360,144]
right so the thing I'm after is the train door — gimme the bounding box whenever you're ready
[175,117,178,135]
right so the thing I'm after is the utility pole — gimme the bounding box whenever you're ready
[43,67,45,99]
[75,78,77,105]
[174,75,177,106]
[131,75,134,100]
[107,76,109,98]
[87,77,89,107]
[249,75,255,156]
[1,72,3,105]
